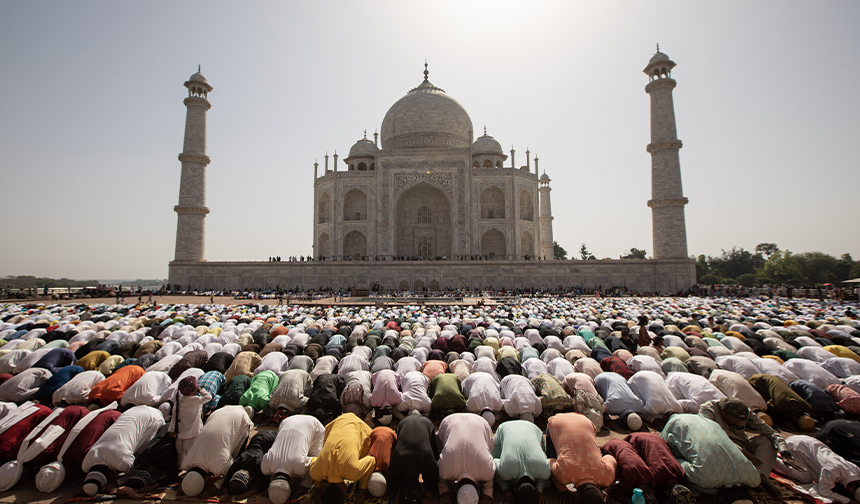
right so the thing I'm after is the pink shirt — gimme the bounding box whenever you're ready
[370,370,402,408]
[437,413,495,484]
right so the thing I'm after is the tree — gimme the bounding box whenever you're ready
[553,242,568,260]
[755,243,780,260]
[621,248,647,259]
[836,253,855,282]
[708,247,757,280]
[579,244,595,260]
[760,250,800,285]
[695,254,710,283]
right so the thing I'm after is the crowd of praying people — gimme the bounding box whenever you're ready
[0,295,859,504]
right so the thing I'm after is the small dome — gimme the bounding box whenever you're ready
[649,51,670,65]
[189,71,208,84]
[348,137,379,158]
[540,173,550,181]
[471,131,503,156]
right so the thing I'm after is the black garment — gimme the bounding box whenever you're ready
[389,414,440,498]
[112,341,140,360]
[75,338,105,360]
[202,352,234,374]
[224,430,278,493]
[132,424,178,484]
[815,419,860,467]
[94,340,121,354]
[789,380,840,418]
[217,375,251,409]
[495,357,523,379]
[604,336,630,353]
[306,374,344,420]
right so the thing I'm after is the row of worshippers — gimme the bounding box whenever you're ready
[4,393,860,504]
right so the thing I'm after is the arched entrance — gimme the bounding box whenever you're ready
[481,229,506,259]
[318,233,331,259]
[395,182,453,258]
[521,230,535,258]
[342,230,367,259]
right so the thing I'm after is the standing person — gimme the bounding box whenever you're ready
[637,315,652,347]
[547,412,615,504]
[436,413,495,504]
[261,415,325,504]
[169,376,212,467]
[387,414,439,504]
[493,420,551,504]
[308,412,376,504]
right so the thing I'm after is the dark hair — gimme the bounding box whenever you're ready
[516,478,539,504]
[321,483,344,504]
[400,478,423,504]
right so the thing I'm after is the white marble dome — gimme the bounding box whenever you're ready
[649,51,670,65]
[189,71,209,84]
[471,132,503,155]
[348,137,379,157]
[380,79,473,150]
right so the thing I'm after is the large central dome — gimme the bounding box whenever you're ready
[380,74,473,150]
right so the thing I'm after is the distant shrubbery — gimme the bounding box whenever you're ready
[695,243,860,286]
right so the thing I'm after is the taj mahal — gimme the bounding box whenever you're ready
[168,49,696,293]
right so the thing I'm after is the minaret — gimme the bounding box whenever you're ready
[173,67,212,262]
[539,172,554,260]
[644,46,688,259]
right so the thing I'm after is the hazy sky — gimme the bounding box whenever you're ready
[1,1,858,280]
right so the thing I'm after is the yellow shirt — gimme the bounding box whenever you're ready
[309,413,375,488]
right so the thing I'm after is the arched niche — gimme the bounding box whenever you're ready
[343,230,367,259]
[319,193,331,223]
[519,190,534,221]
[343,189,367,221]
[481,229,506,258]
[521,230,535,258]
[480,186,505,219]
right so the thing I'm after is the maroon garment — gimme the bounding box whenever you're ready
[601,438,652,490]
[433,337,450,354]
[0,374,12,386]
[62,409,123,472]
[30,405,89,465]
[448,334,467,354]
[427,349,445,362]
[638,326,652,348]
[625,432,687,488]
[0,404,52,462]
[600,356,635,380]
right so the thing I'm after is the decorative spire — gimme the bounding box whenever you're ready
[363,129,367,139]
[198,64,201,72]
[656,43,660,52]
[424,59,429,81]
[483,126,487,136]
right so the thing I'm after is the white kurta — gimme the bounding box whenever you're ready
[665,372,726,413]
[398,371,431,413]
[52,371,105,406]
[120,371,172,407]
[180,405,253,475]
[82,405,165,473]
[462,372,503,414]
[261,415,325,477]
[627,371,683,418]
[499,374,542,418]
[774,435,860,504]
